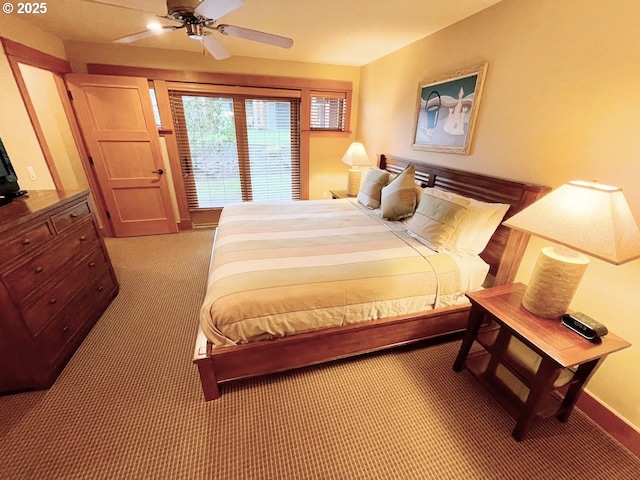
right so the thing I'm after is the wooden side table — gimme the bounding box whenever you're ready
[453,283,631,441]
[329,189,352,199]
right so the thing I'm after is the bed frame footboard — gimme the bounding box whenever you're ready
[193,305,470,401]
[193,327,220,400]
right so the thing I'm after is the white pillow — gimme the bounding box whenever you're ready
[444,194,510,255]
[414,185,425,205]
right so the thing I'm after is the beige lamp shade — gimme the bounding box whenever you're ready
[503,180,640,318]
[504,181,640,265]
[341,142,371,196]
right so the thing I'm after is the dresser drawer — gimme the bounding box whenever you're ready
[2,220,101,304]
[22,247,110,336]
[51,201,91,234]
[0,221,53,267]
[35,268,116,365]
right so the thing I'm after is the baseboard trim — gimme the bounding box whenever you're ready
[577,391,640,458]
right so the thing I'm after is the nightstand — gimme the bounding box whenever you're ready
[329,189,352,199]
[453,283,631,441]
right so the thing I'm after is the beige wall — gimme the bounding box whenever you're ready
[0,15,64,190]
[358,0,640,430]
[19,63,89,192]
[0,15,66,59]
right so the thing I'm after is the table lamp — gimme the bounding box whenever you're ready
[502,180,640,319]
[341,142,371,196]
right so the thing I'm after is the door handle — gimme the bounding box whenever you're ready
[151,169,164,175]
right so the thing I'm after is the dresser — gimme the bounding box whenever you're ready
[0,190,119,393]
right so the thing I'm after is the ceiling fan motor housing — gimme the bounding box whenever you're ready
[167,0,201,21]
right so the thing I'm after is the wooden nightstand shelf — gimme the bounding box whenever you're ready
[453,283,631,441]
[329,189,352,199]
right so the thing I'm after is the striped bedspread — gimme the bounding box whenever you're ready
[200,199,468,347]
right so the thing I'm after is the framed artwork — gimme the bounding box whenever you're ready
[412,62,488,155]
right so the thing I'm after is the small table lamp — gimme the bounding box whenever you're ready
[341,142,371,196]
[502,180,640,319]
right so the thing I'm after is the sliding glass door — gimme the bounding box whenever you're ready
[181,95,240,207]
[170,91,301,209]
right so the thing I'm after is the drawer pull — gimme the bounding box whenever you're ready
[70,213,78,219]
[22,238,31,245]
[49,298,57,305]
[88,261,96,267]
[79,235,87,241]
[61,326,69,333]
[97,286,104,292]
[35,266,43,274]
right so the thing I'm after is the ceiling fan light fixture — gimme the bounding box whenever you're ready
[146,22,164,31]
[185,23,204,39]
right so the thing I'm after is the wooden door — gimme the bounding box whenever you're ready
[66,73,177,237]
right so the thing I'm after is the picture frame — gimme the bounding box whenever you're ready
[412,62,488,155]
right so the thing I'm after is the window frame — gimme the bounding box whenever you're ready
[309,90,348,132]
[168,87,302,209]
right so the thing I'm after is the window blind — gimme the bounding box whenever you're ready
[243,98,301,202]
[169,89,301,209]
[310,91,347,131]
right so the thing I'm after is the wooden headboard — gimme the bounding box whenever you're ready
[379,154,551,285]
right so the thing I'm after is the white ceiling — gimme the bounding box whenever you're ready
[22,0,503,66]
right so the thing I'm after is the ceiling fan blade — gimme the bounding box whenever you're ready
[114,26,180,44]
[195,0,244,20]
[201,34,231,60]
[217,25,293,49]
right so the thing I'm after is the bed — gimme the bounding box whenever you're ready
[193,154,550,400]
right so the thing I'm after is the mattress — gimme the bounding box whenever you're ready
[200,198,489,347]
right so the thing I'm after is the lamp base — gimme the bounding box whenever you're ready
[347,167,361,196]
[522,246,589,319]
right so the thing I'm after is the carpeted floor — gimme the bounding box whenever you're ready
[1,229,639,479]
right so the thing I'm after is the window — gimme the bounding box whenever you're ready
[148,88,163,128]
[310,91,347,131]
[169,90,301,209]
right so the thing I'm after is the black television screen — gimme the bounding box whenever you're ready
[0,137,23,200]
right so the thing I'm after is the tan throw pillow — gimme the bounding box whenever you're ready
[357,168,390,208]
[380,164,417,220]
[407,188,469,251]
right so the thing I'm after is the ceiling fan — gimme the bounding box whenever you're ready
[85,0,293,60]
